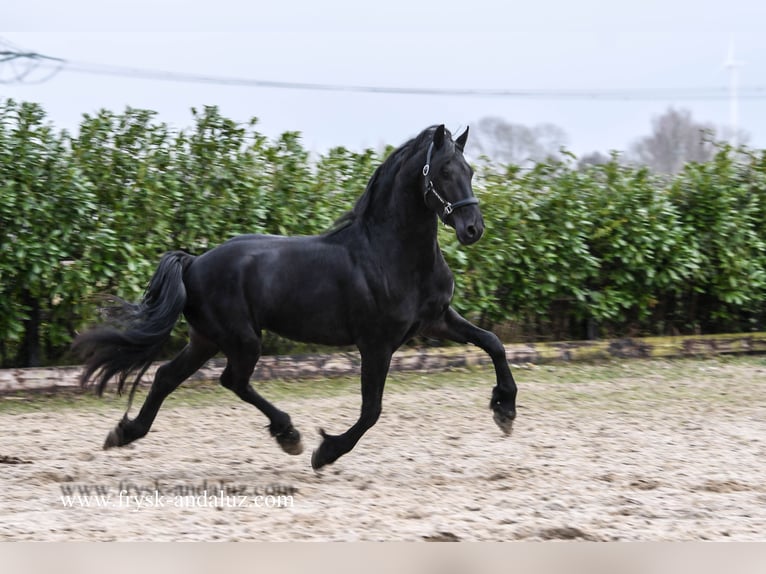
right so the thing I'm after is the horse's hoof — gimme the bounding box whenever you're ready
[492,409,516,435]
[103,427,122,450]
[274,426,304,455]
[277,435,304,456]
[311,449,326,472]
[311,429,341,471]
[281,440,304,456]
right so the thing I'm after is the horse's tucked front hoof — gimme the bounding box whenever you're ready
[492,407,516,435]
[275,427,304,456]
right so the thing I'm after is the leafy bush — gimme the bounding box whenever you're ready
[1,98,764,366]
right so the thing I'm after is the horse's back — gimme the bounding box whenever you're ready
[182,233,366,345]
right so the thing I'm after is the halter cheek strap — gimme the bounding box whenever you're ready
[422,141,479,217]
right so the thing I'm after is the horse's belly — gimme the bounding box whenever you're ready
[263,307,356,347]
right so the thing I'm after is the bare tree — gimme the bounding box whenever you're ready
[471,116,568,165]
[629,108,719,174]
[577,151,611,170]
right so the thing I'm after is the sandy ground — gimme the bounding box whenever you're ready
[0,358,765,541]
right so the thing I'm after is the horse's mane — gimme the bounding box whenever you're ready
[326,126,442,234]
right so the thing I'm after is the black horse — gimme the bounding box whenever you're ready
[74,124,517,470]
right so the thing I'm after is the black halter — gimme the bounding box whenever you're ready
[422,141,479,217]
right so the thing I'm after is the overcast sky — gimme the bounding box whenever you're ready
[3,0,765,157]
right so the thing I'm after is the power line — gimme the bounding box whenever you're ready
[3,40,766,101]
[36,58,766,100]
[0,38,65,85]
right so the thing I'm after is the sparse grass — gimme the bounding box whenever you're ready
[0,355,764,415]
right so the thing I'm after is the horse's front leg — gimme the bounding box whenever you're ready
[423,306,517,434]
[311,345,393,471]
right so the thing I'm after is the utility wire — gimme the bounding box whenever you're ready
[35,58,766,100]
[2,40,766,101]
[0,38,65,85]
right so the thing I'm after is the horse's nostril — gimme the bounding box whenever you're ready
[466,225,477,238]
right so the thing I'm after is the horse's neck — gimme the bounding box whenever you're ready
[362,173,442,263]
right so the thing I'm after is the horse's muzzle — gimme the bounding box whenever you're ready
[453,208,485,246]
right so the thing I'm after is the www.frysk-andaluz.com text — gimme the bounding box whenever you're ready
[58,480,297,510]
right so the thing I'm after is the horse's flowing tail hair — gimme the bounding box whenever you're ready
[72,251,194,405]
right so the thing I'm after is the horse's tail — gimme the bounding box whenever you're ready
[72,251,195,403]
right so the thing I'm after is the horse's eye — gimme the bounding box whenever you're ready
[440,165,451,177]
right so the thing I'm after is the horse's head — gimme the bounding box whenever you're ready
[422,125,484,245]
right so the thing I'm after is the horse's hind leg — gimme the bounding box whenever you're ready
[219,340,303,455]
[103,330,218,449]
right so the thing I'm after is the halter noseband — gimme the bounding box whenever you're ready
[422,141,479,217]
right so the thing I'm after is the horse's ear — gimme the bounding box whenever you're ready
[456,126,469,152]
[433,124,446,149]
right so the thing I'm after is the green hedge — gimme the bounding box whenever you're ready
[1,99,765,366]
[444,151,766,340]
